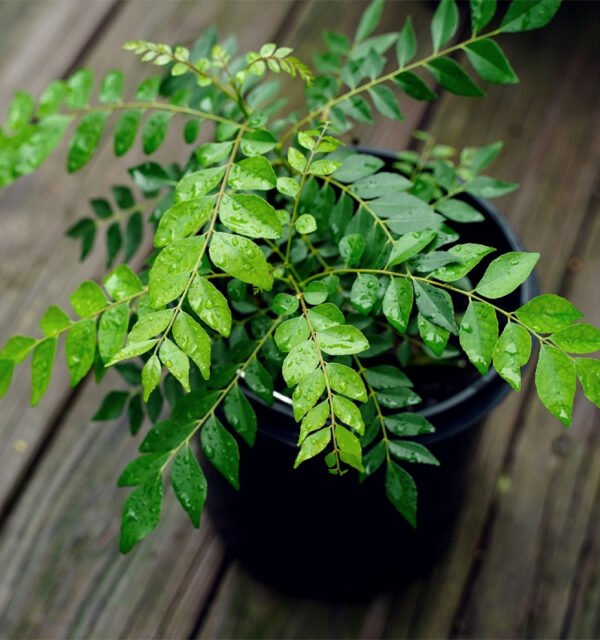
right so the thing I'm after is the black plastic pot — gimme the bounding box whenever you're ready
[205,150,537,601]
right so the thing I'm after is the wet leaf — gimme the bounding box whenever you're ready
[119,475,163,554]
[209,232,273,290]
[31,338,57,405]
[535,344,576,425]
[201,415,240,489]
[492,322,531,390]
[386,461,417,527]
[475,252,539,299]
[65,319,96,386]
[459,300,498,374]
[224,385,257,446]
[516,294,582,333]
[171,445,207,527]
[188,275,232,337]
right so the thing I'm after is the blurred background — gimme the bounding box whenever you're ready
[0,1,599,638]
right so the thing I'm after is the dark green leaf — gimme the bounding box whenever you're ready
[470,0,497,33]
[66,218,96,260]
[387,230,437,267]
[106,222,122,267]
[465,40,518,84]
[0,359,14,398]
[175,167,225,203]
[245,358,274,405]
[351,274,380,315]
[93,390,129,421]
[332,154,384,183]
[413,280,458,333]
[201,415,240,489]
[143,112,172,154]
[368,86,403,120]
[220,194,283,239]
[119,475,163,554]
[114,110,142,156]
[228,156,276,191]
[436,199,484,223]
[171,445,207,527]
[118,452,170,487]
[500,0,561,32]
[426,57,484,97]
[224,385,257,446]
[418,314,450,356]
[385,412,435,436]
[386,461,417,527]
[397,17,417,66]
[67,112,108,173]
[389,440,440,465]
[365,364,412,389]
[383,278,413,333]
[393,72,438,101]
[355,0,385,42]
[466,176,519,198]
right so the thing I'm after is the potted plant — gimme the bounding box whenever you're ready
[1,0,598,599]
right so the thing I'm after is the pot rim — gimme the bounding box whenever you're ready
[241,147,538,447]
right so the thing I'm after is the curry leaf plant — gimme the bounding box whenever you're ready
[2,0,598,553]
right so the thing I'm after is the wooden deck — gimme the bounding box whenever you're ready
[0,2,599,638]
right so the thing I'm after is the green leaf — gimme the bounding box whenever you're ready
[1,336,36,364]
[228,157,277,191]
[385,413,435,437]
[298,401,329,443]
[575,358,600,409]
[67,112,109,173]
[171,445,207,528]
[7,91,34,132]
[492,322,531,390]
[351,173,412,200]
[475,252,539,299]
[368,86,403,120]
[274,316,310,352]
[114,110,141,156]
[118,453,170,487]
[172,312,211,380]
[288,147,307,172]
[245,359,274,405]
[308,160,342,176]
[143,112,172,154]
[333,154,385,183]
[67,218,96,260]
[466,176,519,198]
[294,428,331,468]
[431,0,459,51]
[66,69,93,109]
[418,314,450,357]
[37,81,66,117]
[383,278,413,333]
[351,274,380,315]
[240,129,277,157]
[282,340,320,386]
[295,214,317,234]
[326,363,367,402]
[500,0,561,32]
[271,293,299,316]
[224,386,257,446]
[304,282,329,305]
[70,281,107,318]
[432,243,495,282]
[209,232,273,291]
[40,305,71,337]
[535,344,575,425]
[119,475,163,554]
[436,199,484,223]
[106,222,122,267]
[65,318,96,386]
[109,339,158,365]
[413,280,458,333]
[470,0,497,33]
[317,325,370,356]
[426,58,484,97]
[552,324,600,354]
[332,395,364,434]
[335,425,364,471]
[459,301,499,374]
[159,338,190,392]
[516,294,583,333]
[220,194,283,239]
[140,419,197,453]
[362,441,386,476]
[175,167,225,203]
[196,141,233,166]
[387,230,437,267]
[128,161,170,194]
[201,415,240,489]
[104,265,144,302]
[377,387,421,409]
[0,360,14,398]
[386,461,417,527]
[292,369,326,421]
[308,304,345,331]
[99,70,124,103]
[155,197,214,247]
[364,364,412,389]
[276,176,299,198]
[188,276,232,337]
[142,354,162,402]
[149,236,206,306]
[98,303,129,363]
[389,440,440,465]
[339,234,365,267]
[397,17,417,66]
[93,390,129,421]
[393,72,438,101]
[31,338,57,406]
[465,40,518,84]
[128,310,173,343]
[355,0,385,41]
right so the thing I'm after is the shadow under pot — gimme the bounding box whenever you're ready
[205,154,537,601]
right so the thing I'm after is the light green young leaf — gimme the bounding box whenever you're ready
[119,475,163,554]
[67,112,109,173]
[426,57,484,97]
[552,324,600,354]
[38,81,66,117]
[459,301,498,374]
[332,395,364,434]
[575,358,600,409]
[386,461,417,527]
[413,280,458,334]
[465,40,518,84]
[1,336,36,364]
[294,427,331,468]
[128,309,173,344]
[155,197,214,247]
[500,0,561,33]
[389,440,440,466]
[292,369,326,421]
[159,338,190,392]
[476,252,539,299]
[295,214,317,234]
[431,0,459,51]
[326,363,367,402]
[66,69,93,109]
[298,401,329,443]
[174,167,225,203]
[228,156,277,191]
[40,305,71,337]
[387,231,437,267]
[383,278,413,333]
[172,312,211,380]
[98,303,129,363]
[66,318,96,386]
[317,325,370,356]
[201,415,240,489]
[418,314,450,357]
[492,322,531,390]
[104,264,144,301]
[515,294,582,333]
[171,445,207,528]
[7,91,34,132]
[288,147,307,172]
[99,70,124,103]
[282,339,320,387]
[188,275,232,337]
[142,354,162,402]
[209,232,273,290]
[432,243,495,282]
[351,273,380,315]
[535,344,576,425]
[31,337,57,406]
[149,236,206,306]
[224,385,257,446]
[397,17,417,66]
[335,425,364,471]
[220,194,283,239]
[70,281,107,318]
[276,176,299,198]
